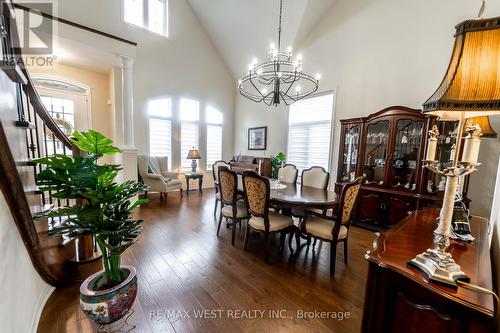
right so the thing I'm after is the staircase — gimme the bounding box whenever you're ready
[0,0,94,286]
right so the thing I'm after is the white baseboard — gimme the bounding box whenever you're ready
[30,285,55,333]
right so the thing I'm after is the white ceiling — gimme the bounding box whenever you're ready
[188,0,337,79]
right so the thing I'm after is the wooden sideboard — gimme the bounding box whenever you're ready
[362,208,494,333]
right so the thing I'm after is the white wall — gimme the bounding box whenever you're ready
[233,0,500,216]
[55,0,236,169]
[0,192,53,333]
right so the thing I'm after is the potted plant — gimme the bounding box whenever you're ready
[34,130,148,325]
[270,152,286,179]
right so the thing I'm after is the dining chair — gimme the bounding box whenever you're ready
[217,167,248,245]
[212,160,230,217]
[301,166,330,189]
[242,171,295,263]
[298,177,363,274]
[292,166,330,218]
[277,164,298,184]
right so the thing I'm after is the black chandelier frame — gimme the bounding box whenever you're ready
[238,0,320,107]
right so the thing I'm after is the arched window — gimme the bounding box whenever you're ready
[148,97,172,168]
[180,98,200,171]
[206,106,223,170]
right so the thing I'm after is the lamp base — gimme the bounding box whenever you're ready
[408,235,469,288]
[191,160,197,173]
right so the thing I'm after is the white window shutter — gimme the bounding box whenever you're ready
[287,94,334,174]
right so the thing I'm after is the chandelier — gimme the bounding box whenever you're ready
[238,0,320,107]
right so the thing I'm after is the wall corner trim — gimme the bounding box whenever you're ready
[30,285,55,333]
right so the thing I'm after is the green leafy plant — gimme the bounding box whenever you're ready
[271,152,286,179]
[34,130,148,288]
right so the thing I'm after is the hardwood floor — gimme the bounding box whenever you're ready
[38,189,375,333]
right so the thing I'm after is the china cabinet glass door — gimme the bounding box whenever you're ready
[363,120,390,186]
[389,119,423,191]
[340,125,360,181]
[424,121,459,194]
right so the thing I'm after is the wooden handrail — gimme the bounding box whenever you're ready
[13,3,138,46]
[0,0,83,286]
[20,67,73,148]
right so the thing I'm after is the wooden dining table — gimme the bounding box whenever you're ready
[236,175,338,211]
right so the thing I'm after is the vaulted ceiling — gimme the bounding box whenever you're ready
[187,0,337,79]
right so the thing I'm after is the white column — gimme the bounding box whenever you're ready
[117,56,137,185]
[121,56,135,148]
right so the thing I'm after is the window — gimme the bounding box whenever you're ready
[41,96,75,155]
[148,97,172,168]
[123,0,168,37]
[287,93,334,174]
[206,106,223,170]
[180,99,200,171]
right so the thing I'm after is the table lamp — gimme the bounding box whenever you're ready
[409,5,500,287]
[186,147,201,172]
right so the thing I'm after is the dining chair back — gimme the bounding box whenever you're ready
[278,164,298,184]
[218,166,237,206]
[338,177,363,226]
[212,160,230,216]
[212,160,230,184]
[301,166,330,189]
[242,171,270,218]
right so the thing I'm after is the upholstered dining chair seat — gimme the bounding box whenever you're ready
[221,201,248,219]
[304,216,348,241]
[249,212,293,232]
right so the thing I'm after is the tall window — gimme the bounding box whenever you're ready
[206,106,223,170]
[148,97,172,168]
[287,93,334,174]
[123,0,168,37]
[180,99,200,171]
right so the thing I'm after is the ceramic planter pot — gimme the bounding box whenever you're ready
[80,265,137,325]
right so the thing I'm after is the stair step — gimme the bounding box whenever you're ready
[46,217,75,248]
[30,203,53,218]
[15,120,35,129]
[59,236,75,248]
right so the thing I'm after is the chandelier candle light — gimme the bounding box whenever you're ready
[238,0,320,106]
[409,1,500,287]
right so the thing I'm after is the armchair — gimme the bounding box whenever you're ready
[138,156,183,200]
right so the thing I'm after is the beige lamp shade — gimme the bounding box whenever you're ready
[423,17,500,120]
[186,148,201,159]
[463,116,498,138]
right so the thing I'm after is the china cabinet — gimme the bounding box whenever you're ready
[337,106,456,230]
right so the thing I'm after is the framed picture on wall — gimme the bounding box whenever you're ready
[248,126,267,150]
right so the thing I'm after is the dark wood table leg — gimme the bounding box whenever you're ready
[199,176,203,195]
[186,177,190,195]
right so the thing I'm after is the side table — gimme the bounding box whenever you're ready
[185,172,203,195]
